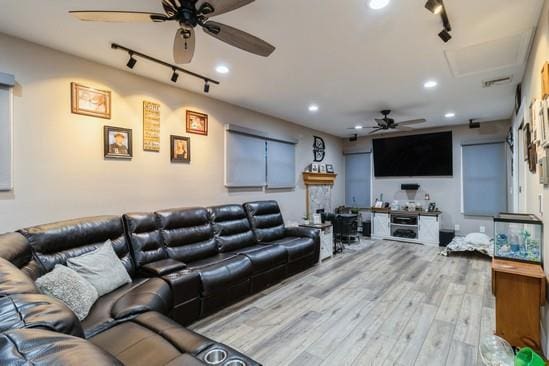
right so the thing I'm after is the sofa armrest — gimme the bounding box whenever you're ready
[140,258,186,277]
[162,269,202,305]
[284,227,320,241]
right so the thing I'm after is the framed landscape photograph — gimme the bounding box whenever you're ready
[326,164,334,173]
[170,135,191,163]
[71,83,111,119]
[104,126,132,159]
[186,110,208,136]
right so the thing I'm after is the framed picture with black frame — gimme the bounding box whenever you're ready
[104,126,132,159]
[170,135,191,163]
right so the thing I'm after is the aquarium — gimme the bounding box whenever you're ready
[494,213,542,264]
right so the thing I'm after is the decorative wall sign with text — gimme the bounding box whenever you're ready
[313,136,326,162]
[143,101,160,152]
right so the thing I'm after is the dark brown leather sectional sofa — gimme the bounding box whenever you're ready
[0,201,320,365]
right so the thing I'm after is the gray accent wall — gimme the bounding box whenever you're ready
[0,33,345,232]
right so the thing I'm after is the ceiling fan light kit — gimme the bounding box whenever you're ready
[70,0,276,65]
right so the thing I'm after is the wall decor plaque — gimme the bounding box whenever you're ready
[143,101,160,152]
[313,136,326,162]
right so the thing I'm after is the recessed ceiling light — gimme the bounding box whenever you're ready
[424,80,438,88]
[308,104,319,112]
[445,112,456,118]
[355,125,364,130]
[369,0,391,10]
[215,65,230,74]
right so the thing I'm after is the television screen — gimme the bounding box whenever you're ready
[373,131,453,177]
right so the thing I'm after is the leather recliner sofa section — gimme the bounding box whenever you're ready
[0,200,319,365]
[244,201,320,276]
[17,215,173,338]
[0,256,258,366]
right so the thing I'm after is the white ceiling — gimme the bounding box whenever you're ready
[0,0,543,137]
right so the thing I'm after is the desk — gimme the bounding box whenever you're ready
[299,223,333,262]
[492,259,546,351]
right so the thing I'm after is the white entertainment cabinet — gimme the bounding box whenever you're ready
[371,209,440,246]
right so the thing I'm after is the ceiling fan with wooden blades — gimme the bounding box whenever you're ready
[69,0,276,64]
[348,110,426,135]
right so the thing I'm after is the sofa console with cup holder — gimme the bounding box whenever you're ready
[0,200,319,365]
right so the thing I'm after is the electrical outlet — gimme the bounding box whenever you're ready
[454,224,460,231]
[480,226,486,233]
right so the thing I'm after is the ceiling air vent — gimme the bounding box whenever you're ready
[482,76,513,88]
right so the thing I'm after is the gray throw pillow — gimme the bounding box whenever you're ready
[36,265,98,320]
[67,240,131,297]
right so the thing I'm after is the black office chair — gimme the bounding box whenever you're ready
[338,215,359,245]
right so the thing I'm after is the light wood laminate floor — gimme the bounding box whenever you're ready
[191,240,494,366]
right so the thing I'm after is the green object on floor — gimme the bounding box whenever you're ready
[515,347,545,366]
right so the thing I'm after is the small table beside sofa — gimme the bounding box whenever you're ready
[0,200,320,366]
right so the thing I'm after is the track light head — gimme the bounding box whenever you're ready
[171,69,179,83]
[438,29,452,43]
[425,0,443,14]
[126,52,137,69]
[203,80,210,93]
[469,119,480,129]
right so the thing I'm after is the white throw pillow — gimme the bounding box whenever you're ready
[67,240,131,297]
[465,232,491,246]
[36,265,98,320]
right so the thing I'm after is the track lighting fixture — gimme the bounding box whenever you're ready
[425,0,443,14]
[111,43,220,92]
[126,52,137,69]
[438,29,452,43]
[171,68,179,83]
[424,0,452,44]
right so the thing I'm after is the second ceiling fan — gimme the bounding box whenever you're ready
[70,0,276,64]
[350,110,426,135]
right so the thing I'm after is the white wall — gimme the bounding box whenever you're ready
[343,121,511,236]
[0,33,345,232]
[512,0,549,353]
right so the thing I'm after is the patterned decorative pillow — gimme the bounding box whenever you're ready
[36,265,98,320]
[67,240,132,297]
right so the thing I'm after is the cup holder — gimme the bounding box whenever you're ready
[224,360,247,366]
[204,349,228,365]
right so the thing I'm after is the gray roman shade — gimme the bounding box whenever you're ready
[345,153,371,208]
[225,131,266,187]
[225,124,298,188]
[267,140,295,188]
[462,142,507,216]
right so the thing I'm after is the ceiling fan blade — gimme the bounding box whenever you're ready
[398,118,427,125]
[202,21,275,57]
[197,0,255,17]
[69,11,168,22]
[162,0,177,16]
[174,28,195,64]
[368,128,384,135]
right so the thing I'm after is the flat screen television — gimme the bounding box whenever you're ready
[373,131,453,177]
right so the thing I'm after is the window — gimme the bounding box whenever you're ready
[345,153,371,208]
[225,125,297,188]
[0,73,14,191]
[462,142,507,216]
[267,140,295,188]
